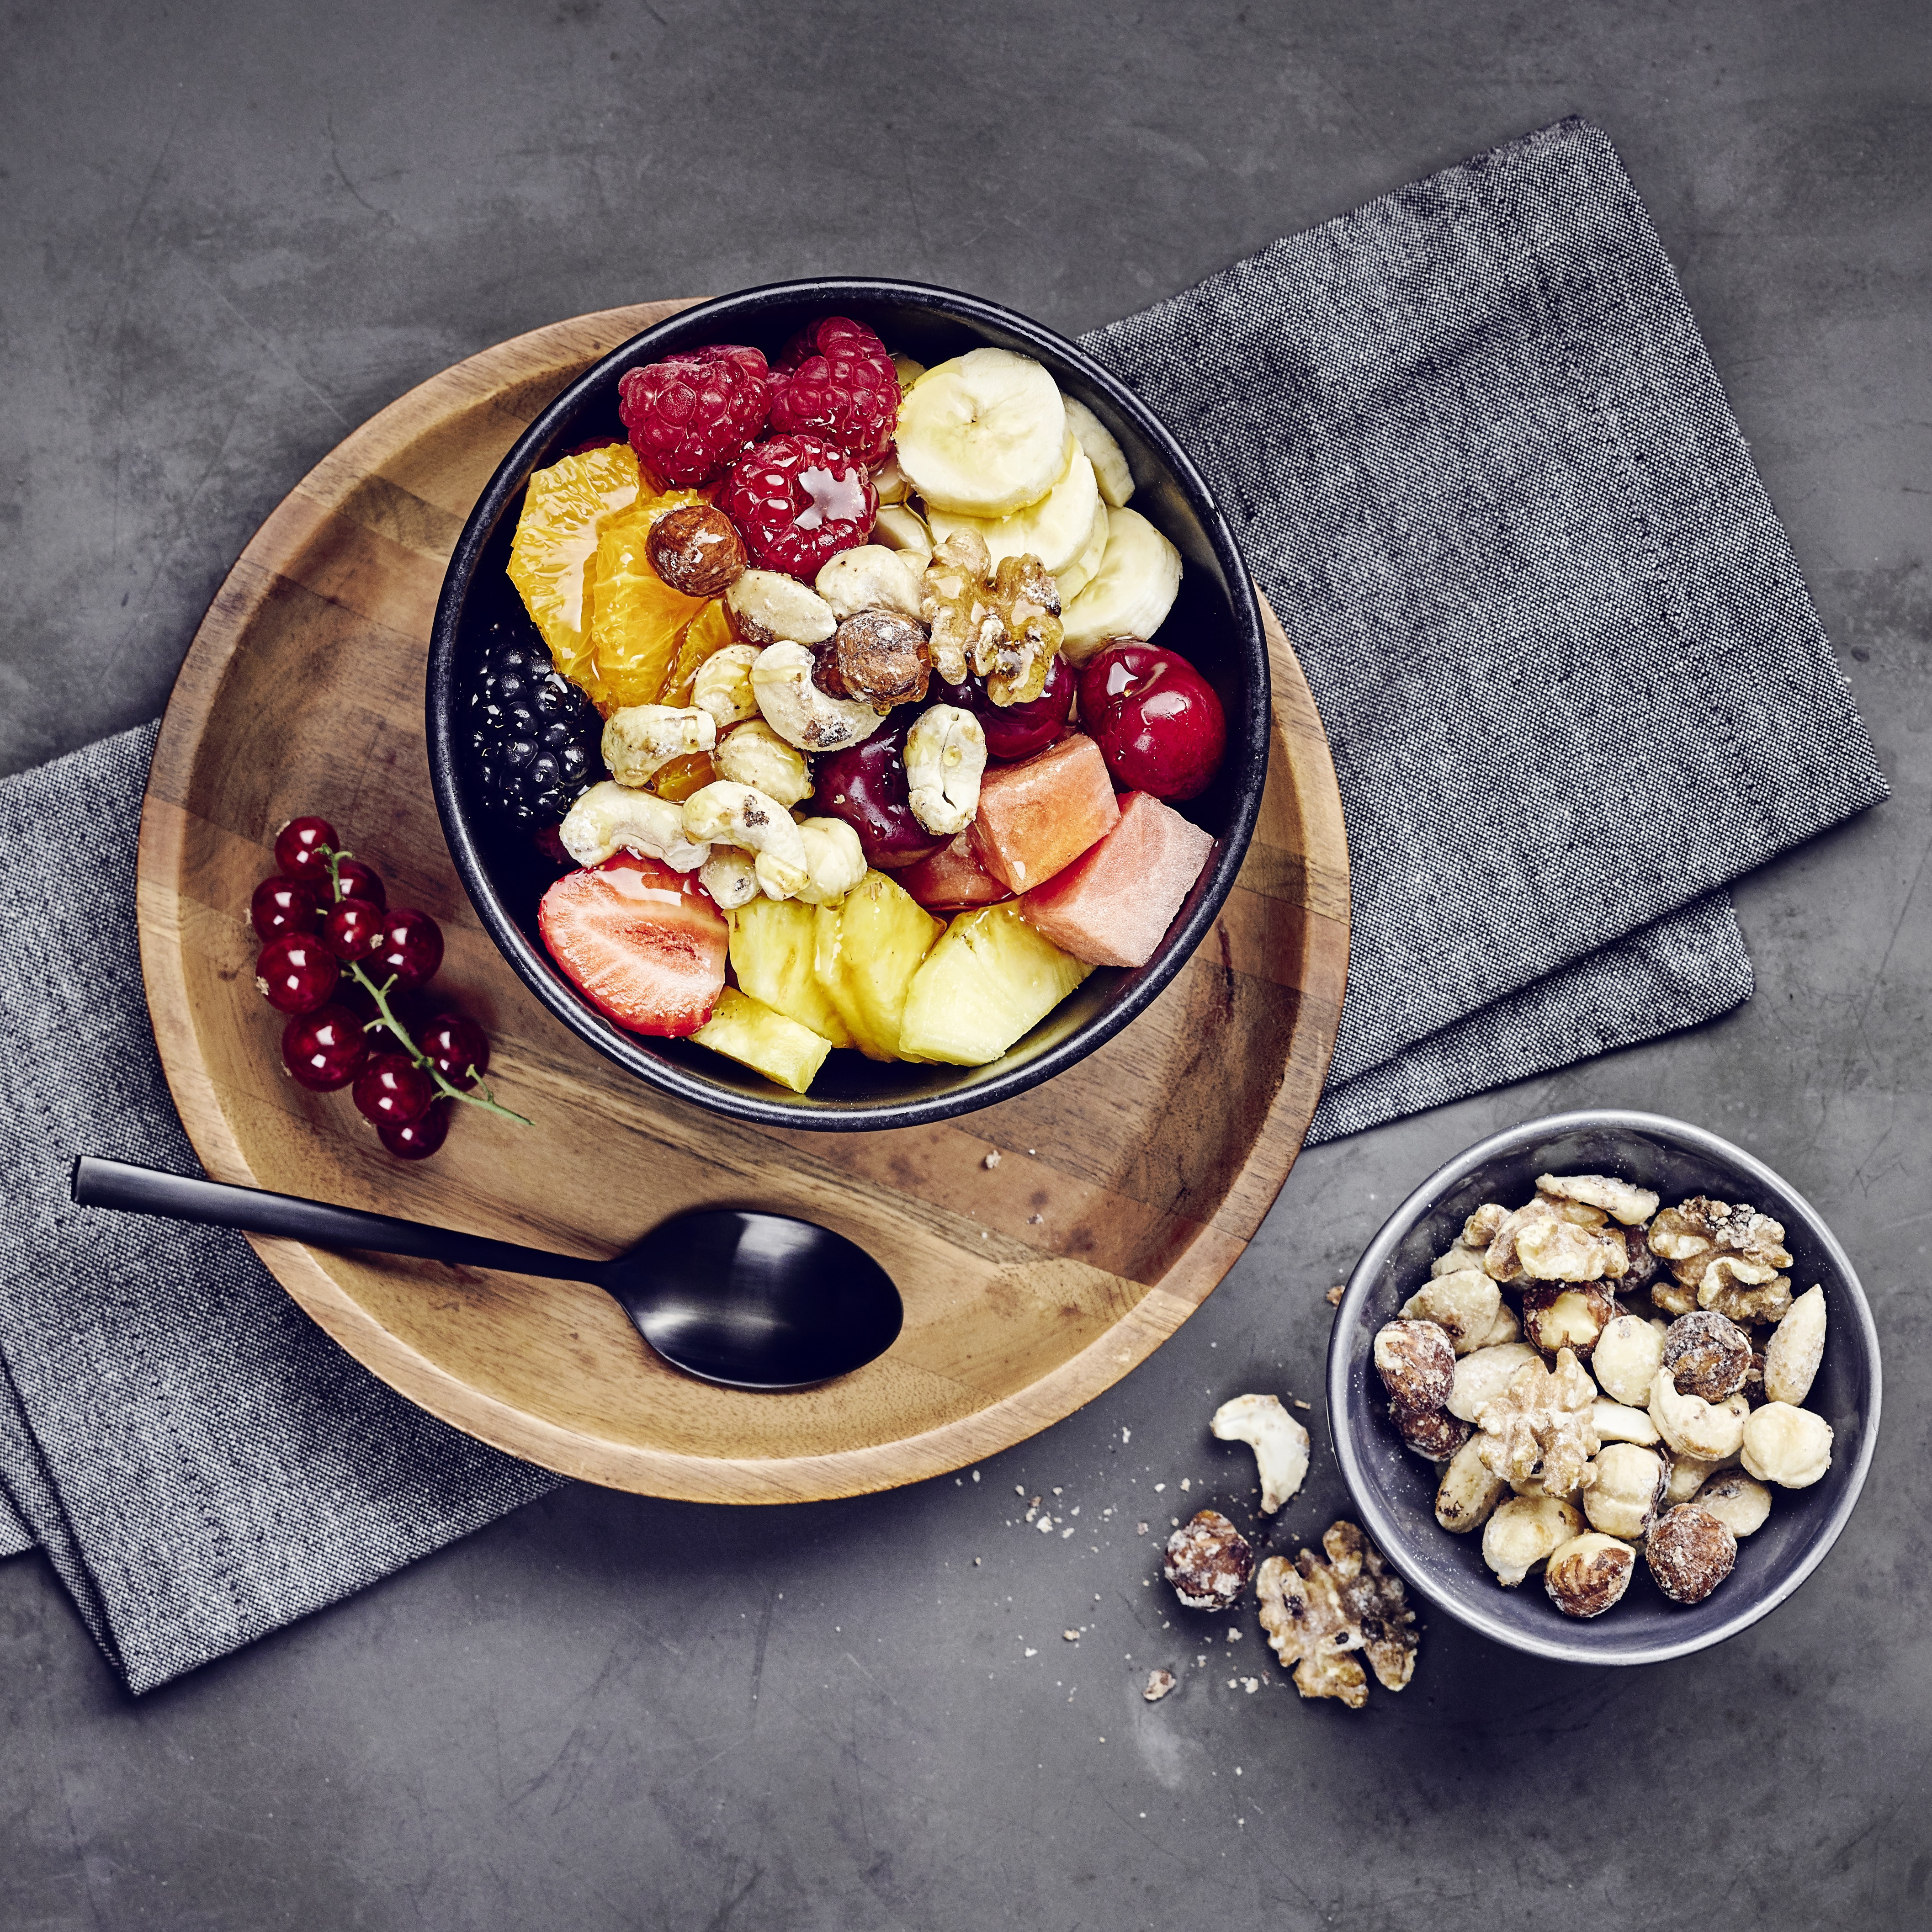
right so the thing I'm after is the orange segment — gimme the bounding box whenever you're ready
[507,444,642,684]
[661,599,738,706]
[644,752,717,803]
[585,497,711,712]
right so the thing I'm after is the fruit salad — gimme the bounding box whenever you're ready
[470,313,1229,1095]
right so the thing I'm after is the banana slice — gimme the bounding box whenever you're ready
[1059,506,1183,662]
[1053,498,1112,603]
[925,446,1100,577]
[896,348,1068,517]
[1062,395,1135,508]
[892,352,926,393]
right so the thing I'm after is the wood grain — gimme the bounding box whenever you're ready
[137,302,1350,1503]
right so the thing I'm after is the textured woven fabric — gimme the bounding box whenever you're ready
[1084,117,1885,1102]
[0,725,562,1692]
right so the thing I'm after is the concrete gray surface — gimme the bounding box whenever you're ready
[3,1,1928,1926]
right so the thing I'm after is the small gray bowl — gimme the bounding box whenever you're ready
[1326,1110,1881,1666]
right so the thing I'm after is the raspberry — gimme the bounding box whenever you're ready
[767,317,901,468]
[617,344,770,487]
[717,434,880,581]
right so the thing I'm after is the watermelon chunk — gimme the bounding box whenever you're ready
[898,829,1013,912]
[1019,790,1215,968]
[971,732,1120,894]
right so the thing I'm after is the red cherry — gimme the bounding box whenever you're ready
[255,933,341,1014]
[420,1014,490,1090]
[251,875,322,942]
[935,653,1075,762]
[331,857,387,909]
[321,896,385,962]
[369,908,444,990]
[274,817,338,882]
[281,1003,371,1091]
[814,723,946,870]
[352,1051,435,1129]
[380,1099,451,1160]
[1076,642,1227,801]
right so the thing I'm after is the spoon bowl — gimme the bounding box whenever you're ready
[71,1156,902,1391]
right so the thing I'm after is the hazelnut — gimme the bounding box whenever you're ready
[1521,1284,1618,1363]
[1162,1509,1254,1610]
[1662,1310,1753,1400]
[1481,1495,1583,1587]
[1393,1402,1472,1463]
[1582,1442,1667,1541]
[1590,1314,1667,1407]
[1740,1402,1834,1489]
[647,503,746,597]
[814,609,932,710]
[1693,1470,1773,1537]
[1374,1319,1456,1412]
[1545,1532,1638,1618]
[1645,1503,1737,1604]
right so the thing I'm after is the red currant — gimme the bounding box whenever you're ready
[380,1099,451,1160]
[274,817,338,882]
[281,1003,371,1091]
[370,908,444,990]
[255,933,341,1014]
[420,1013,490,1090]
[251,876,322,942]
[331,857,387,909]
[321,897,385,962]
[351,1051,434,1129]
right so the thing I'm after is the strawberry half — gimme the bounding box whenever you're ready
[538,851,728,1037]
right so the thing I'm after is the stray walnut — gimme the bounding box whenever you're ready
[1475,1347,1602,1496]
[1662,1311,1753,1401]
[1162,1509,1254,1611]
[1646,1503,1737,1604]
[1256,1522,1417,1708]
[1142,1668,1177,1703]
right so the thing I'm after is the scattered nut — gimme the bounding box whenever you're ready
[1645,1504,1737,1604]
[1693,1470,1773,1537]
[1446,1342,1540,1423]
[1398,1269,1502,1355]
[1521,1284,1619,1363]
[647,502,746,597]
[1162,1510,1253,1610]
[1663,1311,1753,1401]
[1210,1393,1311,1513]
[1741,1402,1834,1489]
[1325,1284,1345,1307]
[1475,1348,1601,1496]
[1142,1668,1177,1703]
[1255,1522,1417,1707]
[1481,1495,1583,1587]
[815,608,932,710]
[724,568,837,648]
[1589,1398,1660,1447]
[1582,1443,1667,1541]
[1375,1320,1457,1413]
[1763,1285,1827,1406]
[1591,1314,1667,1407]
[1648,1368,1749,1462]
[1435,1434,1510,1534]
[1545,1532,1638,1618]
[1536,1172,1661,1226]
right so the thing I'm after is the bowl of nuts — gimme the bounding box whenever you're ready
[1327,1111,1880,1665]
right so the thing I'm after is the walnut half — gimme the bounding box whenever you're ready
[1256,1522,1417,1708]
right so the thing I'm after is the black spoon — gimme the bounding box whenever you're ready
[70,1155,902,1391]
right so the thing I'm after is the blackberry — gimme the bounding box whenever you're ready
[465,618,603,824]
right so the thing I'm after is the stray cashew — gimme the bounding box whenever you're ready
[1592,1315,1667,1407]
[1398,1269,1502,1355]
[904,704,987,836]
[714,720,813,807]
[1648,1368,1749,1462]
[1740,1402,1834,1488]
[750,642,889,754]
[692,644,760,732]
[600,704,716,789]
[1210,1393,1310,1514]
[1481,1495,1583,1587]
[793,817,867,907]
[1763,1285,1827,1406]
[1436,1434,1509,1534]
[815,545,924,621]
[559,780,710,872]
[681,781,810,899]
[700,848,758,911]
[724,569,837,648]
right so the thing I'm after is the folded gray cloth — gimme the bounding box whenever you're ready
[0,118,1883,1691]
[0,724,561,1692]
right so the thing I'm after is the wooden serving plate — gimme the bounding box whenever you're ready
[138,302,1349,1503]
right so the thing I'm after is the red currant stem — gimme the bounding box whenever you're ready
[341,961,531,1127]
[323,844,356,902]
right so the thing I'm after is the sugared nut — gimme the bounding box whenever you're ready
[1162,1509,1254,1610]
[1256,1522,1417,1707]
[1764,1285,1827,1406]
[1663,1310,1754,1401]
[1521,1284,1618,1363]
[1489,1196,1628,1283]
[713,719,813,807]
[1649,1368,1749,1461]
[725,568,838,648]
[1481,1495,1583,1587]
[1436,1434,1510,1533]
[1142,1667,1177,1703]
[1447,1342,1540,1423]
[1693,1470,1773,1537]
[1592,1314,1667,1407]
[815,609,932,710]
[1545,1532,1638,1618]
[1590,1399,1660,1446]
[646,502,746,597]
[1535,1172,1661,1226]
[1375,1320,1456,1413]
[1475,1300,1522,1347]
[1393,1403,1472,1463]
[1652,1196,1794,1322]
[1210,1393,1310,1514]
[1645,1503,1737,1604]
[1462,1204,1508,1249]
[1741,1402,1834,1489]
[1475,1347,1602,1495]
[1582,1442,1667,1540]
[1663,1447,1739,1505]
[1398,1269,1502,1355]
[814,544,924,621]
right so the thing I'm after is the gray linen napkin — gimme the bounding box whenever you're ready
[0,118,1884,1691]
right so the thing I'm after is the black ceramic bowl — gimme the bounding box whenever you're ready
[1327,1111,1880,1666]
[428,279,1269,1130]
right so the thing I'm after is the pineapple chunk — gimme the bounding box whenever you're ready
[898,904,1092,1065]
[813,871,945,1062]
[691,987,830,1094]
[728,897,852,1048]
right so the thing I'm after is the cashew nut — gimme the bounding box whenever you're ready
[600,704,716,789]
[699,848,759,911]
[873,502,933,572]
[559,780,710,872]
[680,781,810,900]
[814,545,924,621]
[1648,1367,1749,1462]
[750,642,889,754]
[692,644,761,732]
[1209,1393,1310,1514]
[724,569,837,648]
[1590,1399,1660,1447]
[714,720,813,807]
[904,704,987,836]
[792,817,867,907]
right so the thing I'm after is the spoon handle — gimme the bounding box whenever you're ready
[70,1155,605,1285]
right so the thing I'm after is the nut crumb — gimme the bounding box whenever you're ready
[983,1149,1002,1169]
[1326,1285,1346,1306]
[1241,1677,1259,1693]
[1136,1522,1149,1535]
[1063,1629,1080,1641]
[1029,1213,1043,1224]
[1142,1668,1176,1702]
